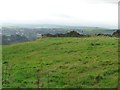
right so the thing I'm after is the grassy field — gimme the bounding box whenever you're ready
[2,36,118,88]
[0,45,2,89]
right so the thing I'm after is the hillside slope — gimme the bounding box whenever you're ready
[2,37,118,88]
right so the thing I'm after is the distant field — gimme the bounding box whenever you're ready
[2,37,118,88]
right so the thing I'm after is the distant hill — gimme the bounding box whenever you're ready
[43,31,88,37]
[2,24,117,36]
[2,24,116,30]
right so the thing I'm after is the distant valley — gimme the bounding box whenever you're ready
[0,24,117,45]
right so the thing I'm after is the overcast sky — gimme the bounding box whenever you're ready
[0,0,119,29]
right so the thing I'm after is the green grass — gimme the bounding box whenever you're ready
[0,45,2,89]
[2,36,118,88]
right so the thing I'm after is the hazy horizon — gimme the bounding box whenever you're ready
[1,23,118,29]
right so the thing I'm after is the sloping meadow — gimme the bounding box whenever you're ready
[2,36,118,88]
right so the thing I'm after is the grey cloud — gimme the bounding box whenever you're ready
[102,0,119,4]
[84,0,119,4]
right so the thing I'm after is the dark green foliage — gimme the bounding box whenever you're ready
[2,34,28,45]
